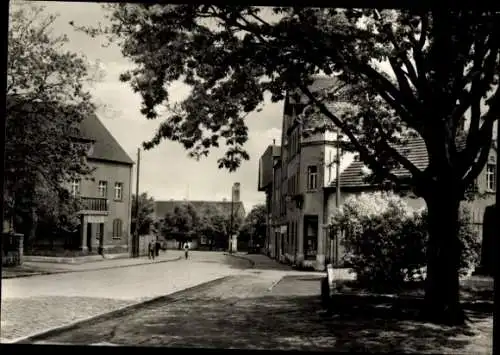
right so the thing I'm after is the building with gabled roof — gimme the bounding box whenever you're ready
[258,76,497,271]
[71,113,134,255]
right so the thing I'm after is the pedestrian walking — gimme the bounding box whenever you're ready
[148,240,155,260]
[155,238,160,257]
[183,241,190,260]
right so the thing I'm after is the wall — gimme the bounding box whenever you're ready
[83,160,133,253]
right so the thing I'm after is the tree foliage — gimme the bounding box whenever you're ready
[7,4,97,239]
[239,204,266,245]
[330,193,481,291]
[196,205,229,248]
[160,203,199,240]
[131,192,155,236]
[75,5,500,323]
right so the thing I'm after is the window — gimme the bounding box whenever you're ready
[114,182,123,201]
[70,179,80,198]
[307,165,318,190]
[98,181,108,198]
[466,179,478,193]
[112,218,123,239]
[486,164,496,191]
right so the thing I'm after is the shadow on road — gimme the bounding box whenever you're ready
[37,288,491,352]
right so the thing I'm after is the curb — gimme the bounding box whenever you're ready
[2,256,183,280]
[223,253,256,268]
[9,275,234,344]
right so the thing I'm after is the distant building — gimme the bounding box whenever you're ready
[258,76,497,271]
[154,183,246,250]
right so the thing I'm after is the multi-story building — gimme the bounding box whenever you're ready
[72,113,134,255]
[257,143,281,256]
[259,76,497,271]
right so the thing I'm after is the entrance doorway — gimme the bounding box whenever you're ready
[303,215,318,260]
[86,223,92,252]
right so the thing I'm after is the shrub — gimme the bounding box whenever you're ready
[329,192,480,291]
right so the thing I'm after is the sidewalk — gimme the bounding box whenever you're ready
[227,252,326,275]
[2,250,183,279]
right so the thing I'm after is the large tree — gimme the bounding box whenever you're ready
[7,4,97,243]
[197,205,230,250]
[160,203,199,249]
[239,204,267,247]
[78,5,500,324]
[131,192,155,236]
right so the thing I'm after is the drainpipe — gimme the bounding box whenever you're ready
[493,127,499,355]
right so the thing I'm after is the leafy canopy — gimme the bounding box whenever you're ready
[7,4,97,231]
[239,204,267,243]
[131,192,155,236]
[77,6,499,199]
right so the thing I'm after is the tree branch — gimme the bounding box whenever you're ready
[365,111,423,178]
[451,33,499,124]
[458,86,500,178]
[297,82,407,186]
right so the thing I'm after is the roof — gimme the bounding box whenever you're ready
[329,136,472,188]
[154,200,246,220]
[296,76,342,103]
[6,95,134,165]
[79,113,134,165]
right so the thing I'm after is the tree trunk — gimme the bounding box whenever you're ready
[423,189,465,325]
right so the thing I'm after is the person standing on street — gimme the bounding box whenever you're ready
[183,241,190,260]
[148,240,155,260]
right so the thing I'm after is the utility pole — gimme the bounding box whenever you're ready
[134,148,140,258]
[229,188,234,254]
[334,131,341,266]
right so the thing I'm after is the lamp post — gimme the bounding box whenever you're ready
[133,148,140,258]
[229,189,234,254]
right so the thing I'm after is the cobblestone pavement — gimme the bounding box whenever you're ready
[0,252,250,342]
[28,273,492,353]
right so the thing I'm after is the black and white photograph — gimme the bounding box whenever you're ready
[1,1,498,353]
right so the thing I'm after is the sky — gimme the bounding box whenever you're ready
[16,1,283,211]
[11,2,495,213]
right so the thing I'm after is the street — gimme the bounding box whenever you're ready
[1,251,253,342]
[1,252,492,353]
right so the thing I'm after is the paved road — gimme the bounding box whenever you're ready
[1,251,251,342]
[27,273,492,353]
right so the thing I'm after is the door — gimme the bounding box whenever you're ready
[98,223,104,254]
[86,223,92,252]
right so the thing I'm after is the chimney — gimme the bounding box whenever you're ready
[232,182,241,203]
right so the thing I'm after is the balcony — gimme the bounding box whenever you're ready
[79,197,109,215]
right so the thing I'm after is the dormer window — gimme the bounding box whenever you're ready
[87,143,94,156]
